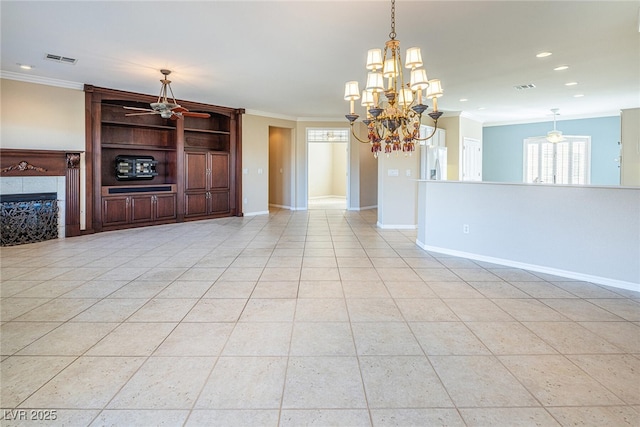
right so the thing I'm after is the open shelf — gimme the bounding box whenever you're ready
[102,120,176,131]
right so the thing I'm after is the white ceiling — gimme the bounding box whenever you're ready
[1,1,639,125]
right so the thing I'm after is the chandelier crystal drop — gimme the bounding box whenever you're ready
[344,0,444,158]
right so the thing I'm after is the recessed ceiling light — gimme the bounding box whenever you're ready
[565,82,578,86]
[17,63,33,70]
[459,98,468,102]
[574,94,584,98]
[554,65,569,71]
[478,107,486,110]
[536,52,552,58]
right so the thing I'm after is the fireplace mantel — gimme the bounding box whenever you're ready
[0,149,83,237]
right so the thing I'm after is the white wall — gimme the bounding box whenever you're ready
[242,114,296,215]
[621,108,640,186]
[438,114,483,180]
[377,151,420,228]
[1,79,85,151]
[0,78,86,228]
[308,143,333,198]
[331,142,347,197]
[308,142,347,199]
[348,122,378,210]
[417,180,640,290]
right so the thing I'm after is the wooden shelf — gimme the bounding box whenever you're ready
[102,120,176,131]
[184,128,230,135]
[102,143,175,151]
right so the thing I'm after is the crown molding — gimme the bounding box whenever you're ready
[244,109,299,122]
[244,109,345,123]
[0,70,84,90]
[296,116,347,123]
[484,110,621,127]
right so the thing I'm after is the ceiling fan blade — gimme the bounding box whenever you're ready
[183,111,211,119]
[123,106,155,112]
[125,112,159,117]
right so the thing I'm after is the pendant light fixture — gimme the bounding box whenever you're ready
[343,0,444,158]
[546,108,565,143]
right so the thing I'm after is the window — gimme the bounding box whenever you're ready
[523,136,591,184]
[306,129,349,143]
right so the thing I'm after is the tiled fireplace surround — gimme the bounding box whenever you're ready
[0,176,67,239]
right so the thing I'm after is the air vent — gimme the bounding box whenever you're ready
[514,83,536,90]
[45,53,78,65]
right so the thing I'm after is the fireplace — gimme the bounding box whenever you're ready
[1,193,59,246]
[0,149,82,239]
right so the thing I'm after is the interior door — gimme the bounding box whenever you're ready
[462,137,482,181]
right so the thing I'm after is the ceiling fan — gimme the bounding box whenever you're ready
[123,69,210,120]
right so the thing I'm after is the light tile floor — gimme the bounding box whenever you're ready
[1,208,639,426]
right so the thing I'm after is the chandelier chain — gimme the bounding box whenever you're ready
[389,0,396,40]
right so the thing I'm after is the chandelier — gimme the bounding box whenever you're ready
[344,0,444,158]
[546,108,565,143]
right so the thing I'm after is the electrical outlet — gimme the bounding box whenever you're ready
[463,224,470,234]
[244,198,248,204]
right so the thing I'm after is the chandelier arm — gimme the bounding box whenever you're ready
[349,124,373,144]
[412,118,440,141]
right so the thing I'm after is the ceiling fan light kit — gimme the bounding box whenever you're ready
[546,108,565,143]
[343,0,444,158]
[123,69,210,120]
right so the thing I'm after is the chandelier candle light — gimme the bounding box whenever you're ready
[344,0,444,158]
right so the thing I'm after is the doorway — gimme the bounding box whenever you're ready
[307,129,349,210]
[268,127,294,209]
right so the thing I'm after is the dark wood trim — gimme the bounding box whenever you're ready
[65,153,81,237]
[175,118,185,222]
[234,109,244,216]
[0,149,83,238]
[84,87,96,234]
[0,149,67,176]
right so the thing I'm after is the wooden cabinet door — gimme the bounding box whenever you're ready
[184,192,208,217]
[130,195,154,223]
[155,194,177,220]
[210,191,230,213]
[210,152,229,190]
[102,196,129,226]
[184,151,208,191]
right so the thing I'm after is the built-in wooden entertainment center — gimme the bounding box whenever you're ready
[84,85,244,233]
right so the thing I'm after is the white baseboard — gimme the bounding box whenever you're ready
[268,204,293,210]
[377,222,417,230]
[348,205,377,211]
[416,240,640,293]
[243,210,270,217]
[308,195,346,200]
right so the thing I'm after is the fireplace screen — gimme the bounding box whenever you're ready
[115,155,158,180]
[1,193,58,246]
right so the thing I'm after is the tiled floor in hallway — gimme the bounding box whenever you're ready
[1,209,639,426]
